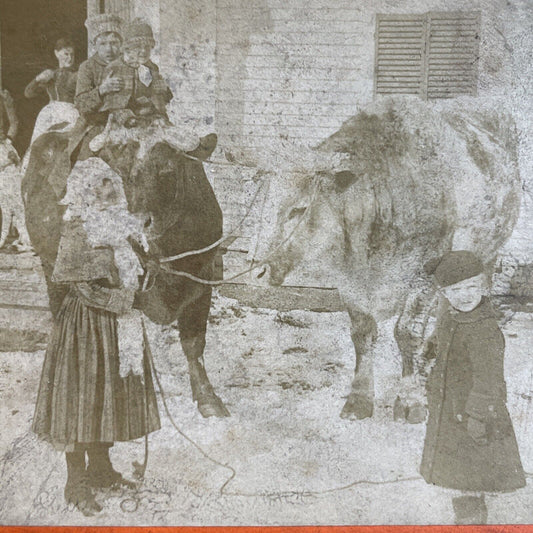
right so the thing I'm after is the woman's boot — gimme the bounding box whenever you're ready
[64,449,102,516]
[452,494,488,524]
[86,442,135,489]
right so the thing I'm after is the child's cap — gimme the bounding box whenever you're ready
[85,14,123,42]
[123,18,155,47]
[424,250,484,287]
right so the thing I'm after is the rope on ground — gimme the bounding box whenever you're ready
[143,318,236,494]
[141,317,428,500]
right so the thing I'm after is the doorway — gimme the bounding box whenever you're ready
[0,0,87,155]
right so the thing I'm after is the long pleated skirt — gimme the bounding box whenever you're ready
[32,290,161,451]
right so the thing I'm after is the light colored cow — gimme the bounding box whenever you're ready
[254,96,521,421]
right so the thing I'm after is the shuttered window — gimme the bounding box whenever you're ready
[374,11,480,99]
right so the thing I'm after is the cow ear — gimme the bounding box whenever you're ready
[332,170,357,193]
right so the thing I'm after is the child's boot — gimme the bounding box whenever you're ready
[452,495,488,524]
[64,449,102,516]
[86,442,135,489]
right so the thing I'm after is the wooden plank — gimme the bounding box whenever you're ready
[428,65,475,70]
[428,54,478,60]
[217,101,356,115]
[0,253,41,270]
[377,14,426,21]
[218,78,360,92]
[378,38,424,44]
[218,17,362,34]
[219,124,344,137]
[217,282,344,313]
[0,290,49,308]
[217,0,362,9]
[224,54,361,70]
[216,89,358,105]
[378,31,424,37]
[375,65,422,71]
[217,32,362,46]
[376,88,420,94]
[377,81,421,87]
[379,21,425,27]
[241,67,360,81]
[377,53,423,60]
[0,280,46,292]
[217,43,362,57]
[377,75,421,79]
[224,114,344,128]
[427,83,476,89]
[378,42,424,48]
[429,59,477,64]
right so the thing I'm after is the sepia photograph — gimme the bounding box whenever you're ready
[0,0,532,527]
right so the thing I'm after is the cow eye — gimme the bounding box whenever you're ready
[288,206,306,220]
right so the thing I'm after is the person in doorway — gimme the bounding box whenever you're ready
[22,14,125,319]
[421,250,526,524]
[24,38,79,146]
[0,89,31,251]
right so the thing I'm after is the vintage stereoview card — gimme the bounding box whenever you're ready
[0,0,532,527]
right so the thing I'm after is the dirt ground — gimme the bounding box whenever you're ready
[1,294,533,526]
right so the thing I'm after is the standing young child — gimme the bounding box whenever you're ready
[32,157,160,516]
[421,250,526,524]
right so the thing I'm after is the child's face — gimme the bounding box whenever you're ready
[123,42,152,67]
[96,178,118,206]
[441,273,488,312]
[94,33,122,64]
[54,47,75,69]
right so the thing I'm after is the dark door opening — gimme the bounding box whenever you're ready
[0,0,87,155]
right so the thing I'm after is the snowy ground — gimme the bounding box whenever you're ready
[1,294,533,526]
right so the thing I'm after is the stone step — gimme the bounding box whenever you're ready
[0,252,41,270]
[0,289,49,309]
[0,307,51,352]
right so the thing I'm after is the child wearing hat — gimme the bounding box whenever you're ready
[99,18,172,127]
[421,250,526,524]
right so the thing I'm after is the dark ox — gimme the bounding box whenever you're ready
[22,132,229,418]
[256,97,521,420]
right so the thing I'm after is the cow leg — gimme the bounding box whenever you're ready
[177,289,230,418]
[340,309,378,420]
[393,285,436,423]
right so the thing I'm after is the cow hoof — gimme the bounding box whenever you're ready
[340,393,374,420]
[393,396,427,424]
[197,395,231,418]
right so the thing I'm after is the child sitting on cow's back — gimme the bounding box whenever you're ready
[99,18,172,128]
[420,250,525,524]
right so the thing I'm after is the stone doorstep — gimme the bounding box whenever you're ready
[0,307,52,352]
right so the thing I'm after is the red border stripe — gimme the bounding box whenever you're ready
[0,527,532,533]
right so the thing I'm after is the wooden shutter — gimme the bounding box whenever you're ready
[426,11,480,99]
[374,14,427,98]
[374,11,480,99]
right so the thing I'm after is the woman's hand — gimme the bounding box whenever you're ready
[99,71,124,96]
[35,69,55,83]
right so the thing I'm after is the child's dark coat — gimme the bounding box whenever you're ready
[420,297,526,492]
